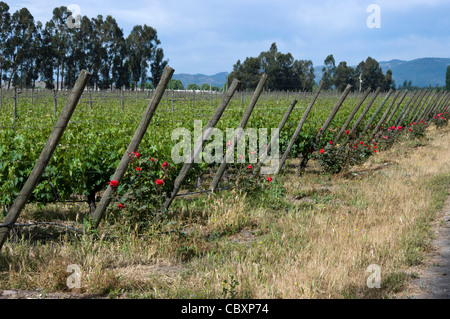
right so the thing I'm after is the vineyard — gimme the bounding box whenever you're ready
[0,67,449,298]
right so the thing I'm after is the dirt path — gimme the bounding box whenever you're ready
[406,192,450,299]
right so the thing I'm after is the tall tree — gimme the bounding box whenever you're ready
[228,43,315,92]
[357,57,385,91]
[150,47,168,87]
[9,7,37,88]
[383,69,395,91]
[333,61,356,92]
[321,54,336,90]
[0,2,11,88]
[293,59,315,92]
[45,7,70,90]
[126,24,160,89]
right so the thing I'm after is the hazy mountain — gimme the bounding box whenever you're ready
[379,58,450,88]
[172,72,228,89]
[314,57,450,88]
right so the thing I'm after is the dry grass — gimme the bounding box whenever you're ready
[1,125,449,299]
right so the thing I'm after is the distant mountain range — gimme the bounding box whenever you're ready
[173,57,449,90]
[172,72,228,89]
[314,57,450,88]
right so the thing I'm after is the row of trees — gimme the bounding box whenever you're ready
[321,54,394,92]
[167,79,221,91]
[227,43,396,92]
[0,2,168,90]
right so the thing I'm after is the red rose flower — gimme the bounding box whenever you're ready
[320,149,325,154]
[155,179,164,185]
[267,177,273,182]
[162,161,169,168]
[109,180,119,187]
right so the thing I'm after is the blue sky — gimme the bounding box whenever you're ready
[7,0,450,75]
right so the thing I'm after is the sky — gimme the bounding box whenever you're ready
[6,0,450,75]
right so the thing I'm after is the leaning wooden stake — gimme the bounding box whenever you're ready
[163,79,240,211]
[299,84,352,173]
[432,92,450,117]
[91,66,175,228]
[372,90,400,134]
[0,70,91,251]
[277,81,324,174]
[361,89,393,135]
[427,92,447,120]
[416,90,440,123]
[405,90,429,124]
[259,98,298,168]
[333,87,371,145]
[344,87,381,143]
[393,91,418,127]
[385,90,409,127]
[413,90,436,123]
[210,75,268,192]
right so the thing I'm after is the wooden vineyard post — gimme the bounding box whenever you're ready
[210,74,268,192]
[0,70,91,251]
[371,90,400,134]
[361,89,393,136]
[384,90,409,127]
[416,90,440,122]
[427,92,447,120]
[277,81,324,174]
[298,84,353,173]
[264,98,298,158]
[163,79,240,211]
[91,66,175,228]
[422,91,444,121]
[344,87,381,144]
[391,90,417,126]
[332,87,371,145]
[413,90,436,123]
[396,90,424,126]
[405,90,429,124]
[434,92,450,115]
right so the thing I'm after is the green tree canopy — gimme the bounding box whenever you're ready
[333,61,356,92]
[167,79,184,90]
[227,42,315,92]
[200,83,212,91]
[187,83,200,90]
[356,57,392,91]
[321,54,336,90]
